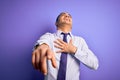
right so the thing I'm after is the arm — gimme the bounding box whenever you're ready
[74,37,99,70]
[54,37,99,70]
[35,33,52,48]
[32,33,57,75]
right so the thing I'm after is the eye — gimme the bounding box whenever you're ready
[65,15,69,18]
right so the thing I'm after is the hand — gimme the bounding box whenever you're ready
[54,39,77,54]
[32,44,57,75]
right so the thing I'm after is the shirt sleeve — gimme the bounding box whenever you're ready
[74,37,99,70]
[33,33,52,50]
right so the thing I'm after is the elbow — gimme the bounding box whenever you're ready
[94,63,99,70]
[93,58,99,70]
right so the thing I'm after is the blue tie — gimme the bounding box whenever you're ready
[57,32,69,80]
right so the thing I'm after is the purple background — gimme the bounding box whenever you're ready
[0,0,120,80]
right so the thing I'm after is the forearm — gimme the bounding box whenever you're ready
[73,37,99,70]
[33,32,52,50]
[74,48,99,70]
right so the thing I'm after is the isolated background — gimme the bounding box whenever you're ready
[0,0,120,80]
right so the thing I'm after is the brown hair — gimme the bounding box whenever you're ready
[55,12,72,24]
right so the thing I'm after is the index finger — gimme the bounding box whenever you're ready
[57,39,66,44]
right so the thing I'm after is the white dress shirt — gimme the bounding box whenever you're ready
[36,30,99,80]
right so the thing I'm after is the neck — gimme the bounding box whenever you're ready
[57,25,72,33]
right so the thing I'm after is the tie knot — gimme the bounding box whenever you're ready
[61,32,69,43]
[61,32,69,36]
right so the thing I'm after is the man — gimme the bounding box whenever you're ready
[32,12,99,80]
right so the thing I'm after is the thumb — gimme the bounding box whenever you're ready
[47,49,57,68]
[47,49,53,59]
[51,53,57,68]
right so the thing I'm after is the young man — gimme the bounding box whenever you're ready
[32,12,99,80]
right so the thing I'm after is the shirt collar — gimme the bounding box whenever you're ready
[56,30,73,38]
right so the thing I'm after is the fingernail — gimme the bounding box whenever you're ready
[47,55,52,59]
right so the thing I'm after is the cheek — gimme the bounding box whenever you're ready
[70,19,72,22]
[61,16,65,19]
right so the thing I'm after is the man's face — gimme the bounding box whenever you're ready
[56,12,72,27]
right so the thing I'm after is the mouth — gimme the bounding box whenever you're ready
[65,19,69,21]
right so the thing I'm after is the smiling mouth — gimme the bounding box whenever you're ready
[65,18,70,21]
[65,19,69,21]
[66,19,71,22]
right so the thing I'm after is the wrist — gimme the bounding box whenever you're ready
[73,46,77,54]
[36,43,49,50]
[41,43,49,48]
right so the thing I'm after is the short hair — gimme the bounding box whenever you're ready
[55,12,72,23]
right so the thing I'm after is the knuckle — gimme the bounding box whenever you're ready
[41,49,46,53]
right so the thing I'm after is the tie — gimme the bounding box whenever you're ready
[57,32,69,80]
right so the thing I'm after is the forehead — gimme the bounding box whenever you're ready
[59,12,72,17]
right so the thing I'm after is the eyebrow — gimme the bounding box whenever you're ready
[60,13,72,17]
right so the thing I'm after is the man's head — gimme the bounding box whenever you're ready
[55,12,72,29]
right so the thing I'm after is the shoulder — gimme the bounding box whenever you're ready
[73,35,85,41]
[39,32,54,39]
[41,32,54,37]
[73,35,88,46]
[43,32,53,35]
